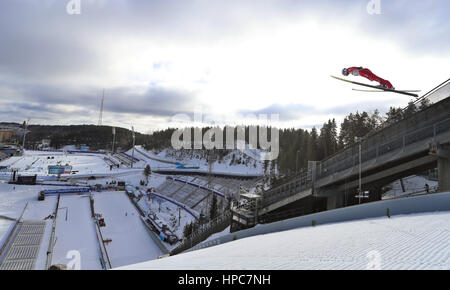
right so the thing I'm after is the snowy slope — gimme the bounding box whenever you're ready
[93,191,164,268]
[51,195,103,270]
[130,146,265,176]
[0,150,135,179]
[119,211,450,270]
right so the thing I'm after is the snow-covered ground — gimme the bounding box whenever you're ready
[0,150,137,180]
[119,211,450,270]
[131,146,265,176]
[0,182,68,269]
[51,194,103,270]
[0,219,14,251]
[383,175,438,199]
[93,191,164,268]
[137,193,197,247]
[0,152,168,270]
[0,182,61,220]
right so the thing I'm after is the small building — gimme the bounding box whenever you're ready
[0,130,14,143]
[38,139,51,150]
[48,165,72,175]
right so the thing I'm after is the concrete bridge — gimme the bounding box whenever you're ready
[231,80,450,231]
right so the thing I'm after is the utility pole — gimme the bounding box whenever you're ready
[131,126,135,168]
[112,127,116,154]
[22,118,30,151]
[358,137,362,204]
[98,89,105,126]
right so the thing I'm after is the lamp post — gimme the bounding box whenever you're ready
[296,150,300,175]
[356,136,363,204]
[22,119,30,150]
[112,127,116,154]
[131,126,135,168]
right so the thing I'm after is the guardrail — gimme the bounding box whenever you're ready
[318,117,450,179]
[318,80,450,171]
[134,147,178,165]
[189,191,450,254]
[259,116,450,209]
[42,187,92,196]
[171,210,231,255]
[261,171,312,208]
[32,149,107,155]
[120,152,140,162]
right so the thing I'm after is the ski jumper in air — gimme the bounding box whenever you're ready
[342,67,394,89]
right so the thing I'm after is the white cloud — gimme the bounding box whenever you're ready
[1,0,449,133]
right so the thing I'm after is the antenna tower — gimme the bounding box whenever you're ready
[98,89,105,126]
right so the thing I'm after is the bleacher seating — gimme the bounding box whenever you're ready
[155,175,260,215]
[112,152,139,167]
[0,152,10,162]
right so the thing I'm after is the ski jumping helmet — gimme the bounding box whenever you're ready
[342,68,349,76]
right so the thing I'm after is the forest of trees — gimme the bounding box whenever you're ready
[4,98,430,177]
[275,99,430,176]
[142,99,430,177]
[4,124,151,151]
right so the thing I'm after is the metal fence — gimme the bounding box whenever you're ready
[318,117,450,178]
[261,172,312,208]
[258,115,450,209]
[171,210,231,255]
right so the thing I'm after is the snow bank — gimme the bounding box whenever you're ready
[118,211,450,270]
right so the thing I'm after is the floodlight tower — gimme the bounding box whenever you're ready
[22,118,30,150]
[98,89,105,126]
[206,150,215,217]
[131,126,136,168]
[112,126,116,154]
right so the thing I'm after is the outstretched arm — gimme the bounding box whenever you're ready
[346,67,362,74]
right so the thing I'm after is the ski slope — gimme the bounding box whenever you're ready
[51,195,103,270]
[119,211,450,270]
[93,191,164,268]
[130,146,265,176]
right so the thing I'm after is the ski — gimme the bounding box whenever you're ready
[352,88,421,93]
[331,75,419,98]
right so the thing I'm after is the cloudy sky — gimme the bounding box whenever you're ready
[0,0,449,133]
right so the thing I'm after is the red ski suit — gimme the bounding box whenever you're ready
[346,67,394,89]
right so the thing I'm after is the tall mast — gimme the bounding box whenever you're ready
[98,89,105,126]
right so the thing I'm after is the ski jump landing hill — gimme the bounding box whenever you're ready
[192,191,450,255]
[232,79,450,230]
[134,146,262,179]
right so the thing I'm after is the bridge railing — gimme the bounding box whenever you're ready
[319,80,450,175]
[258,117,450,209]
[318,117,450,179]
[251,83,450,210]
[261,172,312,207]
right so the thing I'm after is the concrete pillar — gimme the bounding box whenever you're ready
[369,187,382,202]
[326,193,344,210]
[438,144,450,192]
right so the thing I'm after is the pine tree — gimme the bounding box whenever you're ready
[143,164,151,183]
[209,194,218,220]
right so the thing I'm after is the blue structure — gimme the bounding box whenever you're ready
[42,187,91,196]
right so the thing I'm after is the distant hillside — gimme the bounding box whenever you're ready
[0,123,151,151]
